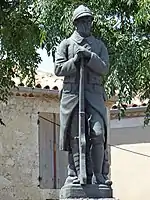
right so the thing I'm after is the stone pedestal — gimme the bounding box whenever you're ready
[59,184,114,200]
[60,199,115,200]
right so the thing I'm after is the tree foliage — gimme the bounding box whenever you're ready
[40,0,150,124]
[0,0,42,102]
[0,0,150,124]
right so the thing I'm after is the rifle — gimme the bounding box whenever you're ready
[68,38,87,185]
[79,56,87,185]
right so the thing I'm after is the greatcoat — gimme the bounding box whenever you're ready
[54,31,109,151]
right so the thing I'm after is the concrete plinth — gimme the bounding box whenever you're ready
[59,184,113,199]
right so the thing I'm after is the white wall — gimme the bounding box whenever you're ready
[0,96,59,200]
[110,117,150,200]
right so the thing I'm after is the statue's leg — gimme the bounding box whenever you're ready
[64,106,79,185]
[69,106,80,184]
[102,148,112,186]
[90,135,106,185]
[87,106,106,185]
[67,105,93,184]
[64,150,78,185]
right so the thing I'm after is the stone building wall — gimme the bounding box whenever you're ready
[0,96,59,200]
[0,90,149,200]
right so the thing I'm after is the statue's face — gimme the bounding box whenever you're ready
[74,16,93,37]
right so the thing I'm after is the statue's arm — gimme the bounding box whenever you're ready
[54,39,77,76]
[87,41,109,76]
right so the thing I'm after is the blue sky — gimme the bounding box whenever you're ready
[37,48,54,73]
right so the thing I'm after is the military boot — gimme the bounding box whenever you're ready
[64,151,78,185]
[72,152,80,184]
[69,138,81,184]
[91,136,106,185]
[102,149,112,186]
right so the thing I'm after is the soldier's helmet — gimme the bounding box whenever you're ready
[72,5,94,22]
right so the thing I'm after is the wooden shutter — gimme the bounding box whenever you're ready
[38,112,54,189]
[38,112,68,189]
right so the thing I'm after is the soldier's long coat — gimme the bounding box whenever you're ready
[54,31,109,151]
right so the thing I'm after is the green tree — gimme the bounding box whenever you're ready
[0,0,42,102]
[40,0,150,124]
[0,0,150,124]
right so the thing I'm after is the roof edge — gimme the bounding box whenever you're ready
[11,86,147,119]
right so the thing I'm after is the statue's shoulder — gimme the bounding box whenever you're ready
[58,38,69,48]
[57,37,72,50]
[93,36,107,48]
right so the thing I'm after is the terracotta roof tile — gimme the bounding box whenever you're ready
[12,70,148,109]
[13,70,63,91]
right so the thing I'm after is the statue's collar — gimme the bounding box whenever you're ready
[70,31,93,44]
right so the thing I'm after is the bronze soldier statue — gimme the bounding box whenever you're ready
[54,5,112,186]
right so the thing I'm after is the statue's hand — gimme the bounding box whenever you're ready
[73,52,82,64]
[76,46,91,60]
[73,46,91,66]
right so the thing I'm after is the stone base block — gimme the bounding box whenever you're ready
[59,184,113,199]
[60,199,115,200]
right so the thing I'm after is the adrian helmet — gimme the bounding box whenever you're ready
[72,5,94,22]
